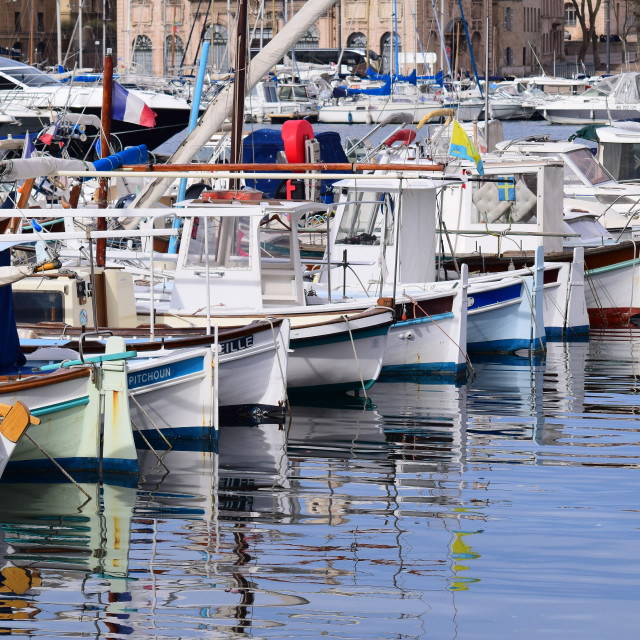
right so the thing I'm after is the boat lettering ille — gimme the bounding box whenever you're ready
[218,335,254,355]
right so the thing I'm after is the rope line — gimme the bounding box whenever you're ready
[341,314,368,401]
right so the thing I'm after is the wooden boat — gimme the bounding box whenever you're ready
[0,337,137,476]
[22,319,291,436]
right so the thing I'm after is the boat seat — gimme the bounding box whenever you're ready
[472,182,510,223]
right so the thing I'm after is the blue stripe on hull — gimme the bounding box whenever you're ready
[134,426,217,447]
[546,325,590,339]
[381,362,467,377]
[31,396,90,416]
[128,356,205,390]
[468,282,522,310]
[6,457,138,474]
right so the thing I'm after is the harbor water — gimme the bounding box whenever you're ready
[0,121,638,639]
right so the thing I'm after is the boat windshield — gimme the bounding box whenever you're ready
[601,141,640,182]
[565,148,613,185]
[278,85,309,101]
[186,216,251,270]
[335,192,393,245]
[0,57,60,87]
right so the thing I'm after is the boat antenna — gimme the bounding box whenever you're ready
[528,41,545,76]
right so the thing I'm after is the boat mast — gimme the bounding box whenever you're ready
[131,0,340,209]
[79,0,83,68]
[230,0,248,176]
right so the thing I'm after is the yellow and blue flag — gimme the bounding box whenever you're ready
[448,119,484,175]
[497,176,515,201]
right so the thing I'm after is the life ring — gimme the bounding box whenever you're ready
[384,129,416,147]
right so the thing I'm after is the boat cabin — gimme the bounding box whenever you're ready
[170,199,326,312]
[439,156,566,256]
[320,177,443,292]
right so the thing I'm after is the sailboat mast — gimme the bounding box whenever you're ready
[29,0,35,65]
[230,0,248,169]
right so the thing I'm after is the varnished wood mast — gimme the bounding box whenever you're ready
[121,162,445,173]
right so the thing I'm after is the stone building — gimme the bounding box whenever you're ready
[112,0,499,79]
[491,0,564,77]
[0,0,57,64]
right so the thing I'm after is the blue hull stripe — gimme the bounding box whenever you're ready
[6,457,138,474]
[128,355,205,390]
[289,379,377,394]
[547,325,590,338]
[381,362,467,376]
[468,338,546,353]
[468,282,522,310]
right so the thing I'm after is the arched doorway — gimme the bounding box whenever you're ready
[132,35,153,75]
[295,25,319,49]
[380,32,401,75]
[208,24,229,72]
[347,32,367,49]
[165,35,185,74]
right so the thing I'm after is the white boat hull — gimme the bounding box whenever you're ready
[127,320,290,438]
[288,309,392,393]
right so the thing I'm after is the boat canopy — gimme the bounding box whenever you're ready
[0,56,61,87]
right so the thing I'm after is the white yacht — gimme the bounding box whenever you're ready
[536,73,640,125]
[244,80,318,123]
[0,56,192,152]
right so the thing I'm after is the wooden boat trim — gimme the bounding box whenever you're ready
[19,319,285,353]
[0,367,91,393]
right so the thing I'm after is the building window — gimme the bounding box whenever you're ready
[14,12,21,32]
[504,47,513,66]
[523,47,527,65]
[295,25,319,49]
[564,2,577,26]
[132,34,153,75]
[503,7,513,31]
[347,32,367,49]
[164,35,184,73]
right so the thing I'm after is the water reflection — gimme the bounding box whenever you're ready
[0,481,136,636]
[0,330,639,637]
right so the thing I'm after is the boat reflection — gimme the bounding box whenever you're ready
[0,480,136,633]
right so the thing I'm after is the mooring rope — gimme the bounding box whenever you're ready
[341,314,368,401]
[402,291,475,378]
[265,317,291,417]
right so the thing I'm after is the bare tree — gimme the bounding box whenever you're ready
[613,0,636,66]
[570,0,602,68]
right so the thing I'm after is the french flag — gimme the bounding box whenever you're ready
[112,81,157,128]
[39,121,59,145]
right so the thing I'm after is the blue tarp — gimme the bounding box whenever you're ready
[241,129,349,203]
[0,249,26,370]
[366,69,417,85]
[346,77,391,96]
